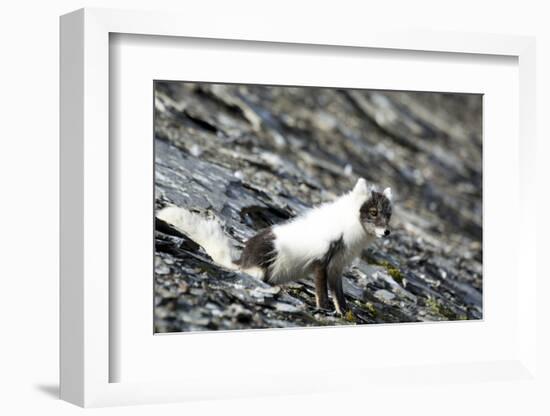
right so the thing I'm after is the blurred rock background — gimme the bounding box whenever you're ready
[154,81,482,332]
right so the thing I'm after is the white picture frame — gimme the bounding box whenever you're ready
[60,7,538,408]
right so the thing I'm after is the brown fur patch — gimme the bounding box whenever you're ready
[238,228,276,281]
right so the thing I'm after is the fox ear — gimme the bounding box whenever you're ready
[353,178,370,197]
[383,187,392,201]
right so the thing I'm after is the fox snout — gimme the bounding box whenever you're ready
[375,226,391,238]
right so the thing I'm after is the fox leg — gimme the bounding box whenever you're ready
[321,236,347,315]
[314,263,331,310]
[328,272,348,315]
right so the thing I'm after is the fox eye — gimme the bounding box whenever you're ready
[369,208,378,217]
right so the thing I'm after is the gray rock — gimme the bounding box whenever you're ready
[272,302,301,313]
[375,289,396,304]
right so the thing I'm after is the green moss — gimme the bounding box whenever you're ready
[385,265,404,285]
[425,296,460,320]
[369,259,404,285]
[353,300,378,319]
[286,288,303,297]
[365,302,378,318]
[425,296,440,315]
[344,310,357,323]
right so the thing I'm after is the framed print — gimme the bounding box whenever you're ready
[60,7,538,408]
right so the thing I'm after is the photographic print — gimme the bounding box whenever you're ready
[154,81,482,333]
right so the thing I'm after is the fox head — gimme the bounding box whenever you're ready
[353,178,393,238]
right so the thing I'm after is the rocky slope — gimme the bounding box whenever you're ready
[153,81,482,332]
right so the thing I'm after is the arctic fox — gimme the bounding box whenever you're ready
[157,178,392,315]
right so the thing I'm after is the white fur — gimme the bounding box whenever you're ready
[156,206,238,270]
[383,187,392,201]
[268,179,375,284]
